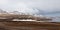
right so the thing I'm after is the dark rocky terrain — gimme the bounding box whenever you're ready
[0,14,59,30]
[0,21,60,30]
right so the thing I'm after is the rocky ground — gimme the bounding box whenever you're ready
[0,14,59,30]
[0,21,60,30]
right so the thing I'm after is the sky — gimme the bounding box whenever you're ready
[0,0,60,13]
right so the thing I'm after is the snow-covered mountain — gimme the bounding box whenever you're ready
[0,8,47,16]
[0,9,7,13]
[7,8,44,15]
[0,8,60,17]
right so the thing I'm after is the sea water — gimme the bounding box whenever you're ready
[44,13,60,22]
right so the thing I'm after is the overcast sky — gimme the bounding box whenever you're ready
[0,0,60,12]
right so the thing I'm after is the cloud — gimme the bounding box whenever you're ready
[0,0,8,5]
[0,0,60,13]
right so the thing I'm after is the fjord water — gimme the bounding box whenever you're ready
[44,13,60,22]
